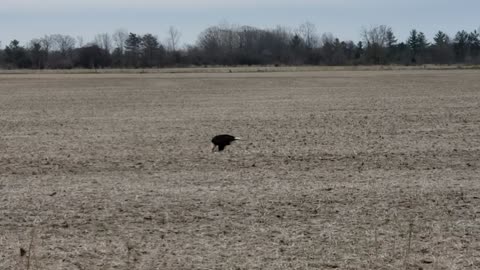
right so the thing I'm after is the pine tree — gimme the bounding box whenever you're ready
[468,30,480,59]
[432,31,454,64]
[407,30,428,63]
[434,31,450,46]
[125,33,142,67]
[4,40,31,68]
[454,30,470,62]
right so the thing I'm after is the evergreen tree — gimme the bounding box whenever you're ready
[386,29,397,48]
[290,34,303,50]
[75,45,111,68]
[125,33,142,67]
[141,34,159,67]
[407,29,429,63]
[432,31,454,64]
[433,31,450,46]
[29,42,45,69]
[454,30,470,62]
[468,30,480,60]
[4,40,32,68]
[354,41,364,60]
[386,28,397,62]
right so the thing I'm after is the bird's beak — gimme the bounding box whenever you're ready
[235,137,243,140]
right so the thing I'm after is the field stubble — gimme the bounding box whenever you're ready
[0,70,479,269]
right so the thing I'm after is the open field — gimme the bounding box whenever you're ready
[1,70,480,269]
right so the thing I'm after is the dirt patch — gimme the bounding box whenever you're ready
[1,70,479,269]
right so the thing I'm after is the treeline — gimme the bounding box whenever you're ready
[1,23,480,69]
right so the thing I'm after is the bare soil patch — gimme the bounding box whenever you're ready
[1,70,479,269]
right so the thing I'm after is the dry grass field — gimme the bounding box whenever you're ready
[1,70,479,269]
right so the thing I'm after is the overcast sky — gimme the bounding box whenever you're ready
[1,0,479,47]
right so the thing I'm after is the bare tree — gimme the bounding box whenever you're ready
[217,21,241,54]
[320,33,336,64]
[361,25,391,48]
[273,25,291,44]
[361,25,392,64]
[76,36,84,48]
[167,26,182,52]
[298,21,319,49]
[112,29,128,54]
[39,35,56,67]
[94,33,113,52]
[40,35,54,54]
[51,34,76,56]
[320,32,335,46]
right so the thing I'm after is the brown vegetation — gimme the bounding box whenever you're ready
[0,70,479,269]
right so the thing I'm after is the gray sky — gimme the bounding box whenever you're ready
[1,0,479,47]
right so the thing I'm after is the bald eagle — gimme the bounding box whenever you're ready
[211,134,241,152]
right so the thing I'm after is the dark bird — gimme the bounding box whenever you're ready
[211,134,242,152]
